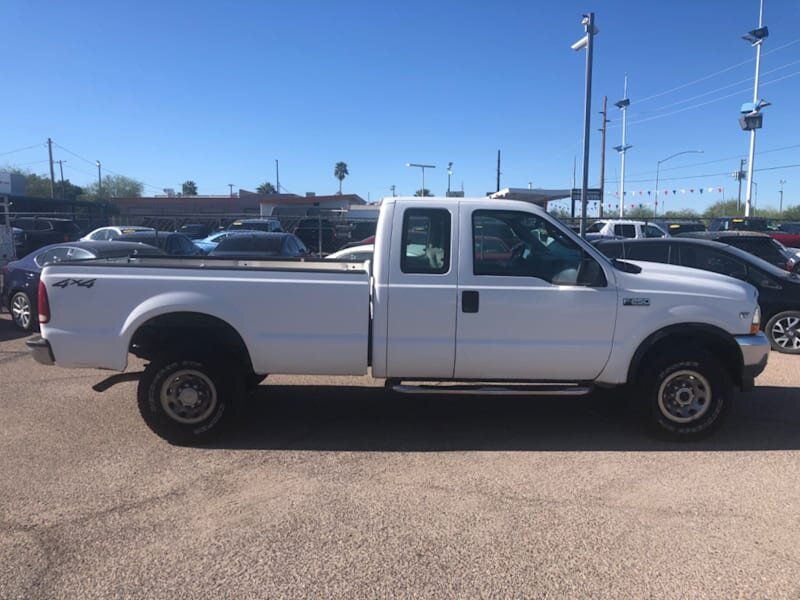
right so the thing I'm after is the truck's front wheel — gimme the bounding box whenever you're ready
[638,351,732,439]
[137,355,242,445]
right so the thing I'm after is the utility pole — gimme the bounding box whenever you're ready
[734,158,746,212]
[228,184,235,197]
[614,74,632,218]
[779,179,786,214]
[55,160,66,198]
[390,184,396,197]
[47,138,56,199]
[598,96,608,218]
[496,150,501,193]
[275,159,280,194]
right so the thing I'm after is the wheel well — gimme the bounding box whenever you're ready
[129,312,254,373]
[628,325,743,388]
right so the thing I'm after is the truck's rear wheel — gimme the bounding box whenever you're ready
[637,351,732,439]
[137,355,243,445]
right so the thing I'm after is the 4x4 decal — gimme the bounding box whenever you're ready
[53,278,97,289]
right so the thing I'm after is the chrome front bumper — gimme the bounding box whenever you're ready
[735,332,770,389]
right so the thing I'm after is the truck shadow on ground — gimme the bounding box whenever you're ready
[214,385,800,452]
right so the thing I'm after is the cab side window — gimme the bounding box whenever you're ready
[644,225,665,238]
[400,209,451,274]
[472,210,586,285]
[614,224,636,238]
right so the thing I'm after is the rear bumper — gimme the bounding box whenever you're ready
[26,336,55,366]
[735,332,770,390]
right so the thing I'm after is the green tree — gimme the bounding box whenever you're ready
[782,204,800,220]
[83,174,143,200]
[257,181,277,194]
[662,208,701,219]
[414,188,432,197]
[334,161,349,194]
[547,205,572,220]
[181,180,198,196]
[624,206,658,219]
[702,199,742,218]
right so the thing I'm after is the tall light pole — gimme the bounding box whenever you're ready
[228,184,235,197]
[406,163,436,196]
[654,150,703,216]
[779,179,786,213]
[96,160,102,199]
[614,74,631,218]
[447,162,453,197]
[742,0,769,217]
[571,12,597,236]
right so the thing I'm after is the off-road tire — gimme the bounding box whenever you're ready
[636,350,733,440]
[137,354,243,445]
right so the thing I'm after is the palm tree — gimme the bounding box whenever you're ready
[414,188,432,197]
[334,162,349,195]
[257,181,277,194]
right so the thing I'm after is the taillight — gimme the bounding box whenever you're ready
[38,279,50,324]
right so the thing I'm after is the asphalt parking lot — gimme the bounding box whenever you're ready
[1,312,799,599]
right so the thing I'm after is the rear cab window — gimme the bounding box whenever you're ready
[400,209,451,274]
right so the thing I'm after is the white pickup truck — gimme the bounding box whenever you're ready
[28,197,770,443]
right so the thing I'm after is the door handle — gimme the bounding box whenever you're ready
[462,290,479,313]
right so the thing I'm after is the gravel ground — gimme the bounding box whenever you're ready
[0,312,798,599]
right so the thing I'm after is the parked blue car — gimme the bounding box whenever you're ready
[2,241,163,331]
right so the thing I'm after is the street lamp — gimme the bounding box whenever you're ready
[406,163,436,196]
[741,0,769,217]
[447,162,453,197]
[654,150,703,216]
[571,12,598,236]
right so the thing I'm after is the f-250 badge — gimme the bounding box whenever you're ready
[53,278,97,289]
[623,297,650,306]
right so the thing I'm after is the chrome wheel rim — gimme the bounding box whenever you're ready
[770,315,800,351]
[160,369,217,424]
[657,369,712,424]
[11,293,31,330]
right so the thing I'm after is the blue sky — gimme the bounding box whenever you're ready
[3,0,800,214]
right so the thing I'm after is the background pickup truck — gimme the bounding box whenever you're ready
[708,216,800,248]
[28,197,769,444]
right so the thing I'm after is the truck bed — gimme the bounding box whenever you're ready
[40,255,371,375]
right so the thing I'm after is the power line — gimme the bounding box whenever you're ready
[0,142,44,157]
[635,36,800,105]
[636,59,800,116]
[608,70,800,128]
[607,162,800,185]
[618,144,800,180]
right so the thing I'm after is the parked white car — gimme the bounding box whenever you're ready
[325,244,374,261]
[585,220,667,240]
[81,226,155,241]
